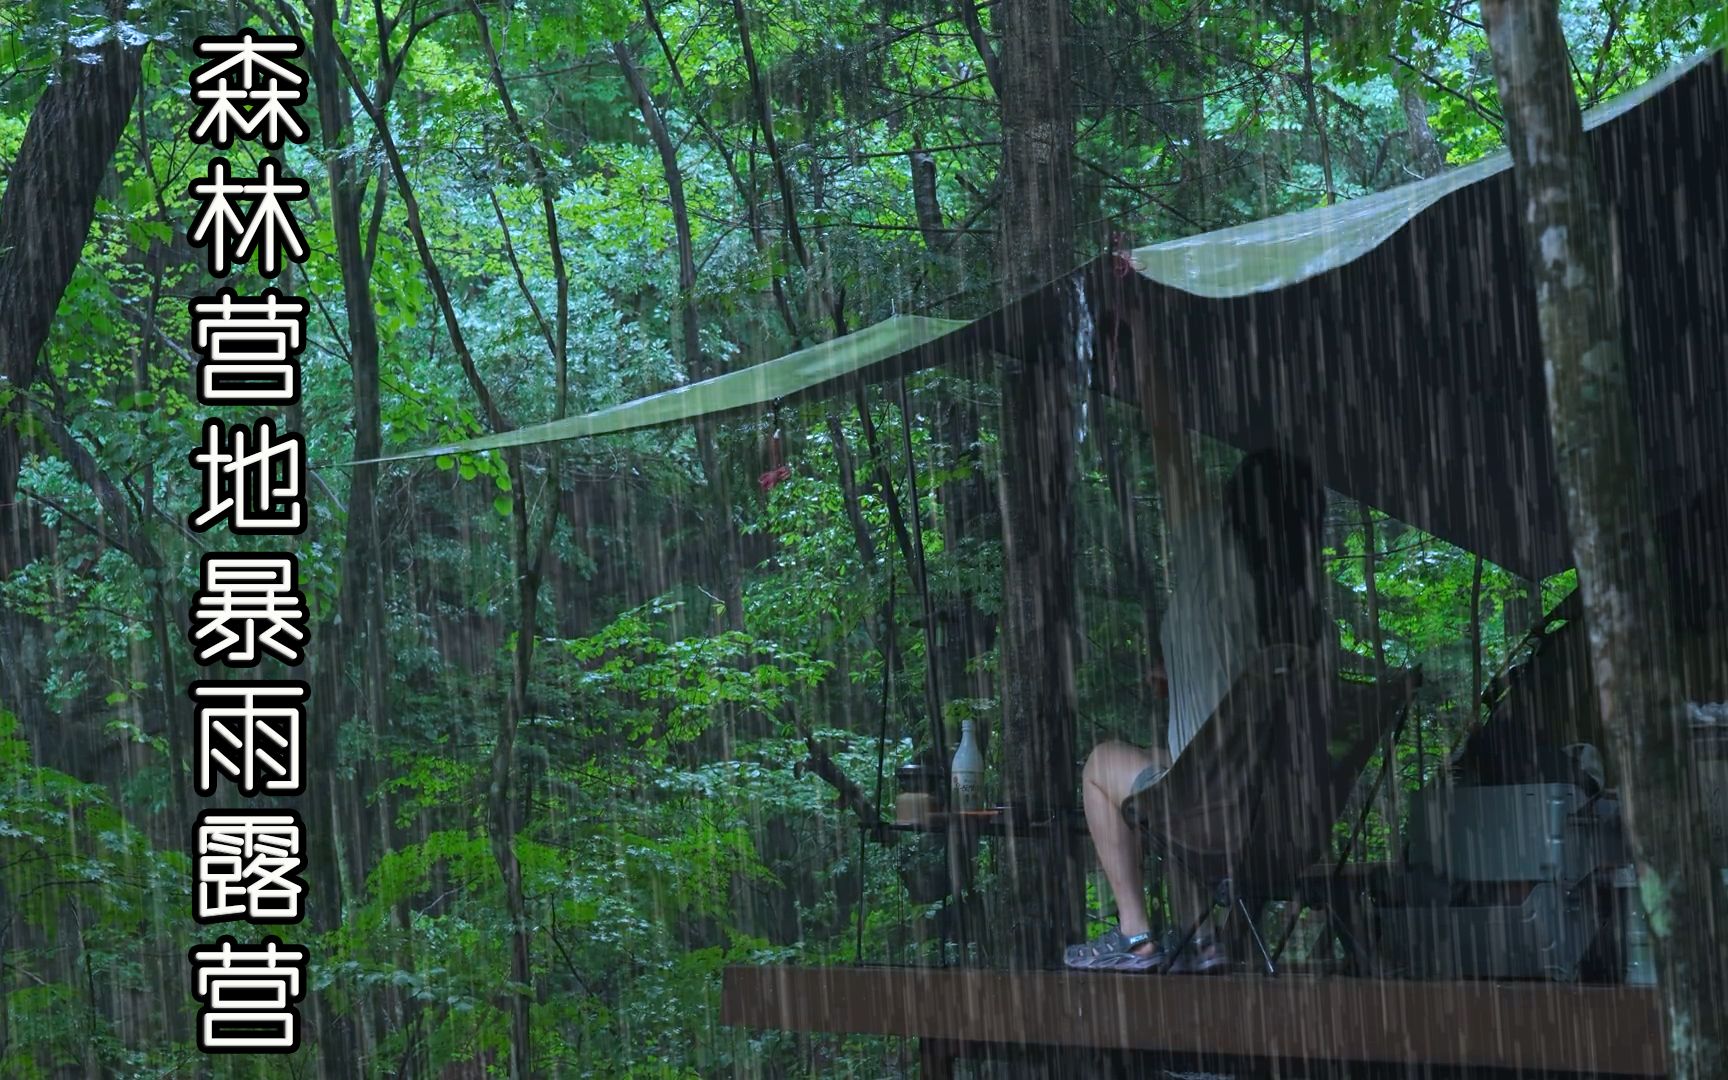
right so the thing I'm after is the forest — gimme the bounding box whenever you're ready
[1,0,1724,1076]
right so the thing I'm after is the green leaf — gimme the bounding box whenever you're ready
[493,495,512,517]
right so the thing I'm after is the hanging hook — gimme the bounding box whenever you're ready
[759,397,791,492]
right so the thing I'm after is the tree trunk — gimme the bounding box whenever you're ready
[471,8,576,1073]
[1300,1,1336,206]
[305,4,383,1070]
[0,31,142,758]
[330,32,555,1073]
[1481,3,1727,1074]
[1469,554,1485,713]
[308,0,401,1067]
[992,0,1083,970]
[1400,83,1446,179]
[0,33,142,447]
[1503,573,1543,639]
[616,41,744,631]
[1184,2,1212,226]
[1362,507,1398,845]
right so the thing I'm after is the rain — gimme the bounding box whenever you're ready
[0,2,1725,1078]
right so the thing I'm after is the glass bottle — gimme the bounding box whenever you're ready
[950,719,984,812]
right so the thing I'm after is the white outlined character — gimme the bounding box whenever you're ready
[195,811,305,924]
[191,681,306,797]
[188,158,308,277]
[190,73,308,149]
[189,417,305,535]
[190,77,254,148]
[190,288,307,404]
[189,935,307,1053]
[190,554,308,667]
[188,159,246,276]
[191,32,306,94]
[190,32,308,149]
[231,159,308,276]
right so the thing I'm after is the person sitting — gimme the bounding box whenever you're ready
[1065,404,1332,971]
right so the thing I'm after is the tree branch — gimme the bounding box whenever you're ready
[956,0,1001,94]
[731,0,811,271]
[1393,54,1504,129]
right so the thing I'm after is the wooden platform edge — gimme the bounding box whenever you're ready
[721,964,1667,1076]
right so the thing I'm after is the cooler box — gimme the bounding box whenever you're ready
[1405,783,1607,883]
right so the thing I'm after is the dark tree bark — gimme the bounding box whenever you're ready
[904,144,998,756]
[1299,1,1336,205]
[306,0,406,1067]
[731,0,809,273]
[1469,553,1485,712]
[0,35,142,447]
[469,8,576,1075]
[1481,3,1728,1074]
[1360,508,1387,672]
[0,63,208,1051]
[309,0,391,788]
[615,41,745,631]
[909,148,946,251]
[992,0,1084,969]
[0,33,143,749]
[641,0,800,341]
[1361,507,1399,837]
[333,17,568,1071]
[1400,83,1446,179]
[957,0,1000,95]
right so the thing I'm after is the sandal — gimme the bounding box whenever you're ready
[1064,927,1160,971]
[1162,934,1231,975]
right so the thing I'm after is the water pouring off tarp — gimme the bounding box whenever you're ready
[368,50,1728,588]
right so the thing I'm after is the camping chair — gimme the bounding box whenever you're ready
[1123,646,1419,975]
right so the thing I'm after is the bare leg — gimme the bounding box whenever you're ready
[1081,741,1169,948]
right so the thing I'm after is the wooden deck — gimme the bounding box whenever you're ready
[722,964,1666,1076]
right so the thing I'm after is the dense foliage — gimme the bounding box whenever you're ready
[0,1,1717,1075]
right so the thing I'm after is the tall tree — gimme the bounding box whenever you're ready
[331,16,570,1070]
[616,38,745,632]
[1400,83,1446,178]
[304,0,406,1067]
[0,29,144,758]
[1480,2,1727,1075]
[992,0,1084,967]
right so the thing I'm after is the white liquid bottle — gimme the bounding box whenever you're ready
[950,719,984,812]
